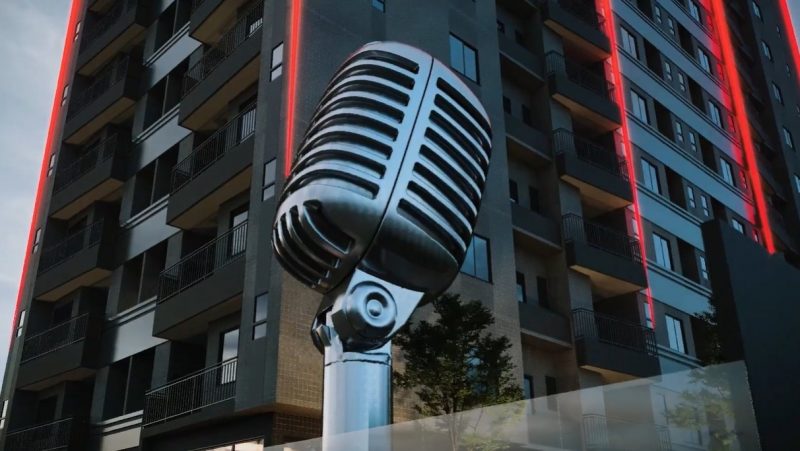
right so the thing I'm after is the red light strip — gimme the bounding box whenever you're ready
[596,0,656,326]
[710,0,776,253]
[9,0,84,348]
[778,0,800,89]
[283,0,303,176]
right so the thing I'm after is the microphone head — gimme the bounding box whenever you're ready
[273,41,492,297]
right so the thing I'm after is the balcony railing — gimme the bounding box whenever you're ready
[562,214,642,263]
[142,358,238,426]
[572,309,658,356]
[582,414,670,450]
[53,134,120,193]
[545,52,614,101]
[81,0,137,47]
[552,129,628,179]
[549,0,605,30]
[39,220,105,273]
[5,418,75,451]
[158,221,248,301]
[171,104,257,192]
[67,54,130,119]
[21,314,89,363]
[182,1,264,95]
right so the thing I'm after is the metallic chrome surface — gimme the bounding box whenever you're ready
[272,41,493,443]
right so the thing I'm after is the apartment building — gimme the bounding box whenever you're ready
[0,0,797,449]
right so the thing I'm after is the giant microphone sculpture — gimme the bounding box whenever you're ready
[272,41,492,447]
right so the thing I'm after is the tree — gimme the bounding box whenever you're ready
[393,293,522,450]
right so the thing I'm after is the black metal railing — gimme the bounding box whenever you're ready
[81,0,137,47]
[158,222,248,301]
[21,314,89,363]
[39,220,105,273]
[550,0,604,30]
[5,418,73,451]
[582,414,670,450]
[545,52,614,101]
[573,309,658,356]
[142,358,237,426]
[562,214,642,263]
[67,54,130,119]
[171,104,256,192]
[552,129,628,179]
[182,1,264,95]
[53,134,120,193]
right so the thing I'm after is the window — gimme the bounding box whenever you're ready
[15,310,25,338]
[708,101,722,127]
[700,195,710,217]
[621,27,638,58]
[220,328,239,384]
[536,276,549,308]
[523,375,534,399]
[689,131,698,152]
[262,158,276,201]
[631,90,649,123]
[154,0,191,50]
[230,207,248,256]
[253,293,268,339]
[720,158,734,186]
[529,186,541,212]
[33,228,42,253]
[372,0,385,11]
[688,1,701,21]
[73,21,82,41]
[47,154,56,176]
[772,83,783,104]
[496,20,505,33]
[665,315,686,353]
[753,228,761,244]
[731,218,745,234]
[515,272,526,303]
[643,301,653,329]
[653,233,673,270]
[752,1,762,20]
[461,235,491,281]
[667,18,676,37]
[449,34,479,83]
[794,174,800,193]
[521,105,532,125]
[783,127,795,149]
[545,376,558,410]
[61,84,70,106]
[270,43,284,80]
[698,49,711,73]
[654,6,663,23]
[664,62,673,81]
[699,255,708,281]
[762,41,772,60]
[641,158,661,194]
[678,73,687,91]
[675,121,684,143]
[509,180,519,204]
[687,186,696,208]
[198,439,265,451]
[502,96,511,113]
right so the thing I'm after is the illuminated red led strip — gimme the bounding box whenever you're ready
[596,0,657,326]
[9,0,84,348]
[778,0,800,89]
[283,0,303,176]
[709,0,776,253]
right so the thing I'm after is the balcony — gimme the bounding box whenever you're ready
[504,114,550,166]
[511,203,561,253]
[77,0,147,75]
[518,301,571,347]
[153,223,247,339]
[5,418,88,451]
[180,2,263,129]
[545,53,620,131]
[50,133,129,220]
[16,314,101,390]
[142,359,237,434]
[572,309,660,378]
[540,0,611,60]
[561,215,646,296]
[552,129,632,213]
[167,105,256,228]
[497,31,543,86]
[189,0,257,43]
[769,208,797,253]
[63,54,140,145]
[582,414,671,451]
[34,220,115,301]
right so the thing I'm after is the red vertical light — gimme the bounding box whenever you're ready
[283,0,303,177]
[778,0,800,89]
[9,0,84,347]
[596,0,656,326]
[710,0,776,254]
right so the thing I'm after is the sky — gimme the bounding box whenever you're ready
[0,1,798,386]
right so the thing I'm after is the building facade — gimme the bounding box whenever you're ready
[0,0,797,449]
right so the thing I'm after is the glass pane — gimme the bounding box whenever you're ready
[449,35,463,74]
[463,46,477,81]
[253,323,267,340]
[255,293,268,322]
[474,237,490,281]
[221,328,239,361]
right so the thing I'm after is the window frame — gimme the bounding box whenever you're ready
[653,233,673,270]
[449,34,479,83]
[665,314,687,354]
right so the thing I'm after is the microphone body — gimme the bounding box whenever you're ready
[272,41,492,448]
